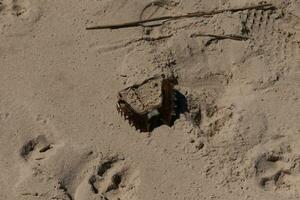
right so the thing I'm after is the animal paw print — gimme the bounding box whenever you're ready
[75,155,140,200]
[255,153,286,189]
[11,0,28,16]
[0,0,29,16]
[16,136,73,199]
[0,0,42,35]
[254,152,300,191]
[19,135,55,161]
[0,112,10,121]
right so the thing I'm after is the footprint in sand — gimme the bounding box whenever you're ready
[0,0,42,35]
[75,155,140,200]
[255,152,289,190]
[0,112,10,121]
[16,137,139,200]
[16,135,94,200]
[19,135,56,161]
[15,135,74,199]
[255,151,300,192]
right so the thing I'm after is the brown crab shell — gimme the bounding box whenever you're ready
[117,75,175,132]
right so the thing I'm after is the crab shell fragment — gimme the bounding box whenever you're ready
[117,75,176,132]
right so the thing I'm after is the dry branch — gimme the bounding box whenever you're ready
[86,3,276,30]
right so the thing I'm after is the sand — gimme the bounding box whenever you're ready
[0,0,299,199]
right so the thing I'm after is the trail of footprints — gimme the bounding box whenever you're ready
[17,136,139,200]
[10,2,300,199]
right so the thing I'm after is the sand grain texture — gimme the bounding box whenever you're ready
[0,0,299,199]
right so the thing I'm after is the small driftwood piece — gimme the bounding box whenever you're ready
[86,3,275,30]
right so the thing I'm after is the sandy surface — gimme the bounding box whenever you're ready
[0,0,299,199]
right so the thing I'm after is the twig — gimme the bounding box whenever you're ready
[86,3,276,30]
[191,33,250,46]
[191,33,250,41]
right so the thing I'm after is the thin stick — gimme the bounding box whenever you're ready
[86,3,275,30]
[191,33,250,41]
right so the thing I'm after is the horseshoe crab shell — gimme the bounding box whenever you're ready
[117,75,176,132]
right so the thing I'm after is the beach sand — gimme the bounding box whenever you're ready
[0,0,299,199]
